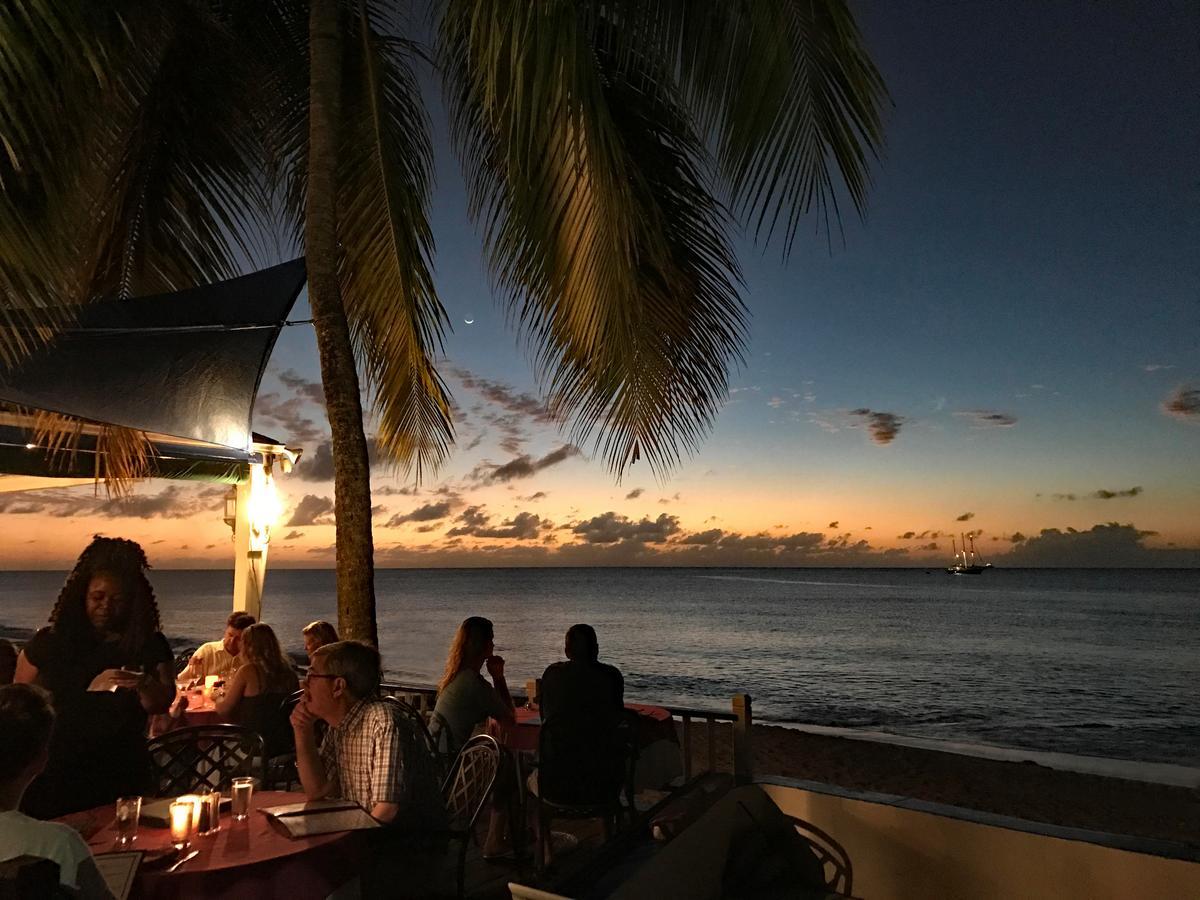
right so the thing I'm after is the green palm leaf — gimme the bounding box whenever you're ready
[441,0,746,477]
[338,0,452,479]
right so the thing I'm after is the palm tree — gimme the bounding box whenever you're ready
[0,0,886,643]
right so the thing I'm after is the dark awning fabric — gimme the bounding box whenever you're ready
[0,259,306,453]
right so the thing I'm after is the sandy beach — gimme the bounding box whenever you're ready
[683,721,1200,845]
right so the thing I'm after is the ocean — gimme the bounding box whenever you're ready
[2,567,1197,767]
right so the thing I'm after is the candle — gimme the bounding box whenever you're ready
[203,675,219,699]
[169,801,192,849]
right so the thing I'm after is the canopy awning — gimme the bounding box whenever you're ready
[0,260,306,483]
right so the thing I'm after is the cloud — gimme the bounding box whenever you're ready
[519,492,548,502]
[1052,493,1078,501]
[1161,385,1200,422]
[283,530,304,540]
[658,493,680,505]
[827,521,839,529]
[374,484,418,496]
[1000,523,1199,567]
[253,391,324,444]
[572,512,681,544]
[679,529,723,545]
[624,488,644,500]
[849,409,903,445]
[955,512,975,522]
[475,444,580,484]
[385,501,455,527]
[1092,486,1142,500]
[955,410,1017,428]
[277,369,325,406]
[1009,532,1027,543]
[448,511,543,540]
[1142,364,1174,372]
[286,495,334,527]
[296,440,336,481]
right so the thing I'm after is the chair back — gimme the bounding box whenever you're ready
[172,646,198,677]
[440,733,500,834]
[146,724,264,795]
[538,712,627,807]
[382,696,446,781]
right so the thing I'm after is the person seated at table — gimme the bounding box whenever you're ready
[15,536,174,818]
[302,620,339,663]
[0,684,115,898]
[290,641,445,829]
[215,623,299,757]
[429,616,516,756]
[182,611,255,682]
[0,639,16,685]
[540,623,624,723]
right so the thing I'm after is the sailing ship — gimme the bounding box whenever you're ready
[947,533,993,575]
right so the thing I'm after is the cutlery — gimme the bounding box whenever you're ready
[166,850,199,873]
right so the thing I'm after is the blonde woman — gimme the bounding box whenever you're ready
[431,616,518,858]
[216,623,299,756]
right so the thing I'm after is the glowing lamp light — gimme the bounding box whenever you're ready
[247,464,282,546]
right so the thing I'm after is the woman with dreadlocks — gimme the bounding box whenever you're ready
[14,536,174,817]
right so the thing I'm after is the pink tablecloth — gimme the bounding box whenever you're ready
[61,791,367,900]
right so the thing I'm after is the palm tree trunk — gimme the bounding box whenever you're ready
[305,0,378,646]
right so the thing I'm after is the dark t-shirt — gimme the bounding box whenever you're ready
[22,626,173,818]
[540,660,625,724]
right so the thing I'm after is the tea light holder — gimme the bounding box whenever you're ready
[168,800,193,850]
[203,675,219,699]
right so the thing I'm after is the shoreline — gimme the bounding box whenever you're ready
[684,720,1200,845]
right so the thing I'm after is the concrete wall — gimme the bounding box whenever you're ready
[760,778,1200,900]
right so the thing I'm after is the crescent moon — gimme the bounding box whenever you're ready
[464,318,475,325]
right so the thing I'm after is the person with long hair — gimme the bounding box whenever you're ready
[216,623,299,757]
[431,617,518,859]
[431,617,516,756]
[14,536,175,818]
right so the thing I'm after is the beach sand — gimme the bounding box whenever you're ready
[681,721,1200,845]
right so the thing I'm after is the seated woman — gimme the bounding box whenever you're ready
[301,620,339,664]
[430,617,516,755]
[431,617,518,859]
[215,623,299,758]
[15,537,174,818]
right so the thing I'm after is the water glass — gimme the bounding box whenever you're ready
[114,796,141,846]
[231,777,254,821]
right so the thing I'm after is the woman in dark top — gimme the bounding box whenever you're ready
[14,536,174,817]
[215,622,298,757]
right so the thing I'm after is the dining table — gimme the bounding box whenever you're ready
[505,702,683,790]
[60,790,369,900]
[150,685,223,736]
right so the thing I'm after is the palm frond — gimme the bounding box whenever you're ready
[31,409,155,497]
[562,0,888,256]
[441,0,746,478]
[337,0,452,480]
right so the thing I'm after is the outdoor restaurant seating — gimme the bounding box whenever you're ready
[440,733,502,899]
[146,723,264,795]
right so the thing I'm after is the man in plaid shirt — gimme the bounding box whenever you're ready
[291,641,444,828]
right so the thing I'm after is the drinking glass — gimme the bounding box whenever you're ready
[231,777,254,821]
[114,796,141,846]
[198,790,221,836]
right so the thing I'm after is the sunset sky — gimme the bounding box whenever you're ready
[2,0,1197,570]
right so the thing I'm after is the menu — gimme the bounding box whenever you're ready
[259,799,381,838]
[93,851,141,900]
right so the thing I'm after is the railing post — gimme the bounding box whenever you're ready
[732,694,753,784]
[681,715,693,781]
[706,716,716,772]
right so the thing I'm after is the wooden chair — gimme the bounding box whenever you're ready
[146,724,264,795]
[534,712,634,873]
[441,733,501,900]
[786,814,853,896]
